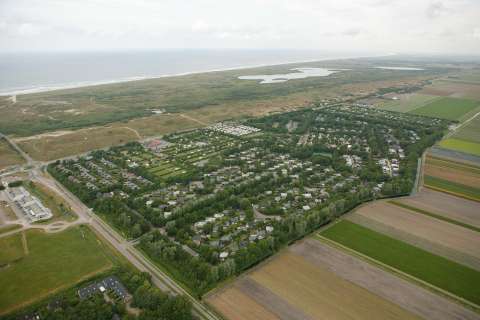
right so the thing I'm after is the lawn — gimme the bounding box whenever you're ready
[424,175,480,202]
[439,138,480,156]
[320,220,480,305]
[0,226,114,315]
[0,233,25,265]
[409,97,479,121]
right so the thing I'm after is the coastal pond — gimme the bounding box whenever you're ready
[238,67,344,84]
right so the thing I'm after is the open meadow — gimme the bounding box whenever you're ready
[0,139,25,170]
[321,220,480,306]
[0,226,115,315]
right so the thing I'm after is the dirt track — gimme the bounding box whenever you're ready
[291,239,480,320]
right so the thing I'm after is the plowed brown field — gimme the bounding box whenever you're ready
[400,188,480,229]
[349,201,480,269]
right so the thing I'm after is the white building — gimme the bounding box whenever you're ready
[6,186,53,222]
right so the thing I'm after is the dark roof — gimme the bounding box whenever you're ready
[78,276,128,301]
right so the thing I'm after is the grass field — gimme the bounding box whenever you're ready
[0,138,25,170]
[0,224,22,235]
[321,220,480,305]
[409,97,479,120]
[424,175,480,202]
[439,138,480,157]
[377,93,440,113]
[0,226,114,315]
[16,126,140,161]
[0,233,25,265]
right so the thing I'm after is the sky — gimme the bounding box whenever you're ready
[1,0,479,55]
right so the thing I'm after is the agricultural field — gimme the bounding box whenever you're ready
[321,220,480,306]
[422,155,480,201]
[398,188,480,229]
[0,226,115,315]
[424,175,480,202]
[347,201,480,270]
[409,97,480,121]
[439,138,480,157]
[376,93,441,113]
[419,80,480,101]
[0,138,25,170]
[207,238,479,320]
[424,155,480,189]
[452,115,480,143]
[209,251,420,320]
[48,105,448,296]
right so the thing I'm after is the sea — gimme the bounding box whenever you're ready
[0,49,362,96]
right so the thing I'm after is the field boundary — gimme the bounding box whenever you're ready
[314,233,480,313]
[388,200,480,233]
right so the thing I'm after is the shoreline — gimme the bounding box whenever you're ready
[0,54,381,97]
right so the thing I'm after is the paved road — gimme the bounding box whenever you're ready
[33,169,220,320]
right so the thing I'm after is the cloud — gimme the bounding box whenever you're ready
[0,0,479,54]
[474,28,480,40]
[426,1,448,18]
[342,28,363,37]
